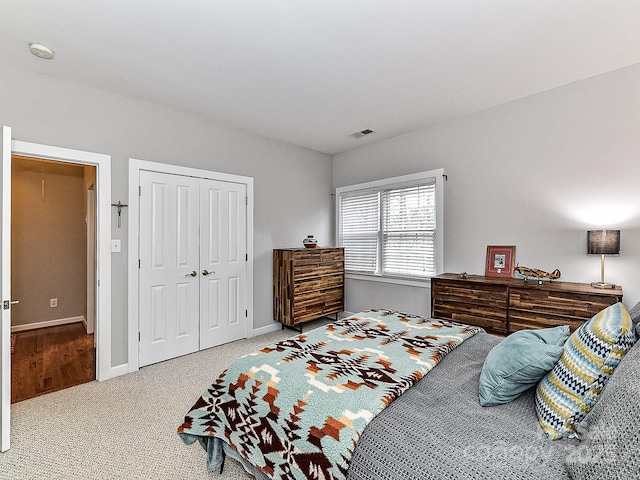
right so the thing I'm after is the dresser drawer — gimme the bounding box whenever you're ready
[509,288,618,320]
[432,303,507,333]
[294,273,343,294]
[508,310,585,333]
[293,248,344,265]
[293,287,344,323]
[293,260,344,279]
[432,279,507,333]
[432,279,507,308]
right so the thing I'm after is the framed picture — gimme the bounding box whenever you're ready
[485,245,516,277]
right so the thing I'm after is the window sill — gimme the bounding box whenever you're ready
[345,273,432,288]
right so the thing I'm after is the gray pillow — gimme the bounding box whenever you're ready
[564,338,640,479]
[628,301,640,338]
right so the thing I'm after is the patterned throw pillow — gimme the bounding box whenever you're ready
[535,302,636,440]
[564,339,640,478]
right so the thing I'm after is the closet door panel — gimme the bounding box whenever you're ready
[200,179,247,349]
[139,171,200,367]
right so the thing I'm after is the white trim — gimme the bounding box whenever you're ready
[127,158,254,373]
[11,140,112,381]
[335,168,445,284]
[109,363,129,378]
[253,322,282,337]
[11,316,85,333]
[253,312,357,337]
[345,273,432,289]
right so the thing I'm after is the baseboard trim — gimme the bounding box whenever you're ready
[253,313,355,337]
[253,322,282,337]
[11,316,86,333]
[108,363,129,381]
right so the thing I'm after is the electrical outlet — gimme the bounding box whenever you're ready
[50,298,57,308]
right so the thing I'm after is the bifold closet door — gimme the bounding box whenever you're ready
[139,171,200,367]
[199,179,247,349]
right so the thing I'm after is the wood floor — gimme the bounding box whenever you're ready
[11,322,95,404]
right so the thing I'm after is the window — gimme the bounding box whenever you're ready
[336,169,444,283]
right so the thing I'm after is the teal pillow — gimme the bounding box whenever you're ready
[535,302,636,440]
[479,326,570,407]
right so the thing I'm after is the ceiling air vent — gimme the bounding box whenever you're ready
[349,129,375,139]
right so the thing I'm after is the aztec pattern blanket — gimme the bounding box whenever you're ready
[178,309,482,479]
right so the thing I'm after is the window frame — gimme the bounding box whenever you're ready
[335,168,444,287]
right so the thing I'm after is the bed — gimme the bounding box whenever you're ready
[179,304,640,479]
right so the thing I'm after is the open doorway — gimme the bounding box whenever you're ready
[10,156,97,403]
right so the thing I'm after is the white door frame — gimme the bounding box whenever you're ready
[127,158,254,373]
[11,139,112,381]
[87,184,96,335]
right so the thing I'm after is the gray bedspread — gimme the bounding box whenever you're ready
[346,332,579,480]
[211,331,579,479]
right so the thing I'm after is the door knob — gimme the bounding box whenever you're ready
[3,300,19,310]
[185,271,197,277]
[202,270,215,276]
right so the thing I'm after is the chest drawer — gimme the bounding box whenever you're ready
[274,247,345,328]
[432,278,508,333]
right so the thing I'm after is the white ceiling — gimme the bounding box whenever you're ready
[1,1,640,155]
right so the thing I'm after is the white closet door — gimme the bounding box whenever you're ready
[199,178,247,349]
[139,171,200,367]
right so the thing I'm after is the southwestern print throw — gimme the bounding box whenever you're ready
[178,309,482,479]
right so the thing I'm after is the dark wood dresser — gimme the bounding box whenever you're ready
[273,247,344,330]
[431,273,623,335]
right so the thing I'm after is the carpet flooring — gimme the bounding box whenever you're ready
[0,318,331,479]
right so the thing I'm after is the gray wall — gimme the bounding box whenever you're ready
[1,64,333,367]
[334,63,640,314]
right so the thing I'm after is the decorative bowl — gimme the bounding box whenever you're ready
[303,235,318,248]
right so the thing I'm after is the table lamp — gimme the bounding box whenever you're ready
[587,230,620,288]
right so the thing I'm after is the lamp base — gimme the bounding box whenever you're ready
[590,281,617,289]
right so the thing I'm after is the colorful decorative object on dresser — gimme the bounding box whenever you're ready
[485,245,516,277]
[587,229,620,288]
[514,264,561,283]
[302,234,318,248]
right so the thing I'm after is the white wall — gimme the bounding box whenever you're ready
[334,63,640,314]
[0,64,333,367]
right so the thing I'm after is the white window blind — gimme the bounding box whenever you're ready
[337,171,441,281]
[339,190,379,274]
[382,182,436,278]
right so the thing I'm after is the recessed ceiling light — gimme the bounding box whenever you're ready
[29,43,54,60]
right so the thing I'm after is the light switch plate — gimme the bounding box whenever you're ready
[111,239,121,253]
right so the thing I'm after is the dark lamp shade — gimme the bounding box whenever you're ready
[587,230,620,255]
